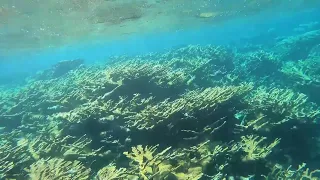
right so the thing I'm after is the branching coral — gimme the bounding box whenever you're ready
[125,97,186,130]
[245,86,320,123]
[173,166,203,180]
[0,131,30,178]
[263,163,320,179]
[173,140,234,180]
[105,60,188,88]
[105,45,235,87]
[21,133,103,163]
[61,135,106,161]
[26,135,69,161]
[234,50,280,81]
[235,113,269,133]
[96,163,128,180]
[240,135,280,162]
[182,83,253,112]
[185,140,229,167]
[281,58,320,86]
[123,145,182,179]
[26,158,90,180]
[50,99,114,123]
[1,43,320,179]
[164,45,235,86]
[162,45,233,66]
[126,84,253,130]
[0,156,14,179]
[51,93,155,125]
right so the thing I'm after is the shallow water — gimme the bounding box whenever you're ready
[1,1,320,179]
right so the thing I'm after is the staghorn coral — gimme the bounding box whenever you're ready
[0,128,105,179]
[240,135,280,162]
[0,160,14,179]
[26,158,90,180]
[1,43,320,179]
[182,83,253,112]
[0,130,31,178]
[26,135,68,161]
[164,45,235,86]
[106,45,235,87]
[234,50,280,82]
[263,163,320,179]
[182,140,230,168]
[96,163,128,180]
[172,140,236,180]
[125,97,186,130]
[245,86,320,123]
[61,135,107,162]
[161,45,233,65]
[50,93,155,125]
[24,134,102,162]
[281,57,320,87]
[123,145,182,179]
[105,60,189,89]
[235,112,269,133]
[173,166,203,180]
[125,84,253,130]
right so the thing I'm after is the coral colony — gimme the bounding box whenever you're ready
[1,30,320,179]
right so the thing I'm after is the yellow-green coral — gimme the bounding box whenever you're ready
[240,135,280,162]
[105,60,188,87]
[1,43,320,180]
[126,84,253,130]
[26,158,90,180]
[281,58,320,86]
[173,166,203,180]
[246,86,320,122]
[125,98,186,130]
[96,163,128,180]
[0,131,30,178]
[62,135,106,161]
[187,140,228,167]
[0,160,14,179]
[235,113,269,133]
[123,145,181,179]
[182,83,253,111]
[263,163,320,179]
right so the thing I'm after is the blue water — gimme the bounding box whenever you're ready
[1,7,320,84]
[1,4,320,179]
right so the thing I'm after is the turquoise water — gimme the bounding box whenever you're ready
[1,3,320,180]
[1,8,319,83]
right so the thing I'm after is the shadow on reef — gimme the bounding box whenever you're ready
[1,26,320,179]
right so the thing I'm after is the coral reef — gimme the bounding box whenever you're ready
[275,30,320,61]
[26,158,90,180]
[1,27,320,179]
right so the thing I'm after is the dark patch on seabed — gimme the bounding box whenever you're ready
[1,16,320,180]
